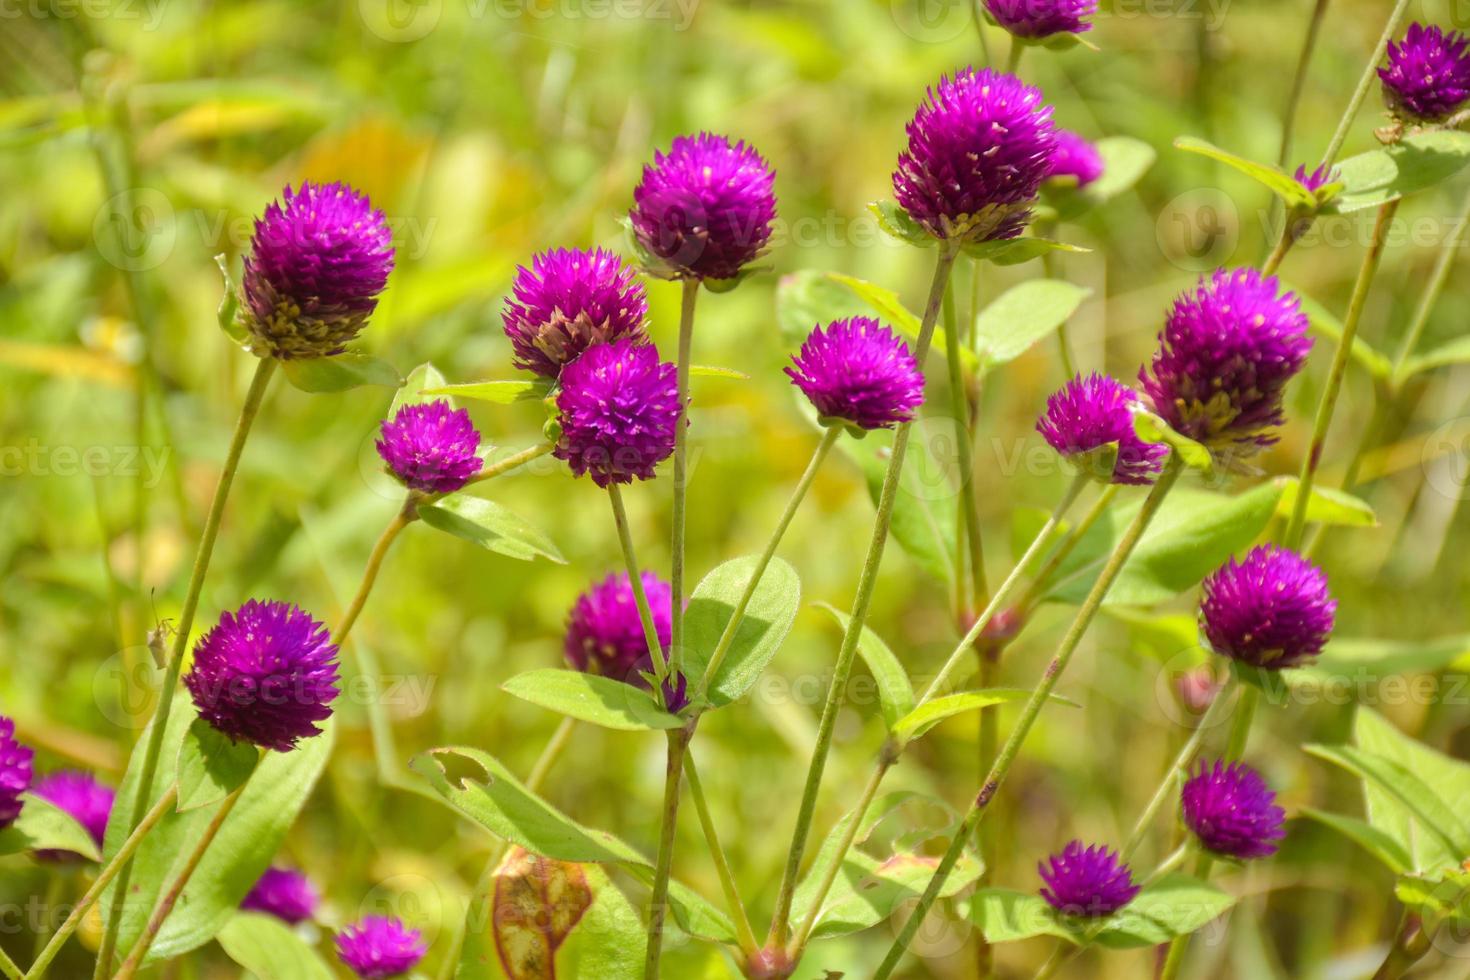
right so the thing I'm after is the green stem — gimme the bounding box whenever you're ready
[1370,912,1433,980]
[1318,0,1412,170]
[95,355,276,978]
[607,485,670,685]
[1144,844,1191,885]
[873,458,1185,979]
[1006,36,1024,74]
[643,727,691,980]
[1159,852,1216,980]
[461,441,555,490]
[335,497,416,646]
[1392,182,1470,382]
[944,281,989,613]
[766,245,959,948]
[1283,199,1399,550]
[0,946,18,980]
[1015,484,1119,617]
[1224,685,1259,759]
[1277,0,1330,170]
[670,279,699,674]
[971,0,993,66]
[683,750,758,956]
[698,427,838,699]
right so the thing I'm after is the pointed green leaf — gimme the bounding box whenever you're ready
[419,496,565,563]
[501,669,684,731]
[868,200,935,248]
[1299,807,1412,875]
[390,362,451,415]
[892,689,1076,742]
[425,379,554,404]
[827,272,976,371]
[176,718,260,812]
[0,793,101,860]
[963,237,1090,266]
[280,352,403,393]
[214,254,248,347]
[1272,477,1377,527]
[1131,408,1213,473]
[682,555,801,708]
[216,913,334,980]
[1327,131,1470,213]
[1174,136,1315,207]
[1353,708,1470,871]
[813,602,914,729]
[1305,742,1470,861]
[973,279,1091,370]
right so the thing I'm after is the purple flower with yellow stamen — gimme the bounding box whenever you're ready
[629,133,776,281]
[553,338,679,487]
[0,717,31,830]
[32,771,113,862]
[1037,373,1167,486]
[1039,840,1140,917]
[241,866,320,924]
[1182,759,1287,860]
[893,67,1057,243]
[336,916,425,979]
[376,400,483,494]
[565,572,673,683]
[1139,268,1311,458]
[1379,23,1470,122]
[786,318,925,431]
[241,181,394,359]
[985,0,1096,40]
[502,248,649,377]
[184,600,340,752]
[1046,130,1106,188]
[1200,546,1336,670]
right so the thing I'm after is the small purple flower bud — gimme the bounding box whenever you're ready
[241,182,395,360]
[376,400,483,494]
[1293,164,1338,195]
[31,771,114,862]
[893,68,1057,243]
[1139,268,1311,458]
[629,133,777,281]
[1036,373,1168,486]
[184,600,341,752]
[553,338,680,487]
[335,915,426,979]
[565,572,673,683]
[241,866,320,924]
[502,248,649,377]
[1046,130,1106,188]
[1200,546,1336,670]
[661,670,690,714]
[1379,23,1470,122]
[985,0,1096,40]
[0,716,32,830]
[1175,666,1222,716]
[1181,759,1287,860]
[785,318,925,431]
[1038,840,1140,917]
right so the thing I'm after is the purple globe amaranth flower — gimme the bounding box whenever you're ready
[785,318,925,431]
[1379,24,1470,122]
[1139,268,1311,458]
[184,600,341,752]
[31,771,114,862]
[985,0,1096,40]
[336,916,426,979]
[1200,546,1336,670]
[629,133,776,281]
[1038,840,1140,917]
[1036,374,1168,486]
[241,181,395,359]
[376,400,483,494]
[1046,130,1105,188]
[1182,759,1287,860]
[553,338,679,487]
[0,716,31,830]
[893,68,1057,243]
[502,248,649,377]
[565,571,673,682]
[241,866,320,924]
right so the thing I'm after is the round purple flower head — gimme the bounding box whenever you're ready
[985,0,1096,39]
[553,338,679,487]
[1200,546,1335,670]
[241,866,320,924]
[893,68,1057,243]
[0,716,32,830]
[1046,131,1106,188]
[629,133,776,281]
[1037,374,1168,486]
[336,916,425,979]
[786,318,925,431]
[1038,840,1140,917]
[502,248,649,377]
[1139,268,1311,458]
[565,571,673,682]
[1379,24,1470,122]
[241,182,395,359]
[376,400,483,494]
[1182,759,1287,860]
[32,771,114,862]
[184,600,341,752]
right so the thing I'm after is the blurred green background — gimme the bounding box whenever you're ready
[3,0,1470,976]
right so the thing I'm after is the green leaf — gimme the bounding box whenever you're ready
[214,254,248,347]
[775,269,870,347]
[1300,634,1470,682]
[813,602,914,730]
[1401,334,1470,379]
[892,689,1072,742]
[1353,708,1470,871]
[1396,870,1470,925]
[424,379,554,404]
[969,889,1080,944]
[1304,743,1470,862]
[1272,477,1377,527]
[216,913,334,980]
[1299,807,1412,875]
[390,362,451,415]
[1051,136,1156,220]
[688,364,748,380]
[501,669,684,731]
[844,430,959,587]
[418,496,565,563]
[963,237,1089,266]
[1327,131,1470,213]
[1173,136,1315,208]
[1131,409,1213,473]
[973,280,1091,371]
[176,718,260,812]
[1286,286,1393,380]
[868,200,935,248]
[682,555,801,708]
[279,352,403,393]
[0,793,101,860]
[828,272,976,371]
[1091,874,1236,949]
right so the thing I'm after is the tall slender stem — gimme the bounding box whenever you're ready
[1015,484,1119,616]
[766,245,959,947]
[0,945,18,980]
[1283,200,1399,548]
[873,457,1185,979]
[1005,36,1023,74]
[971,0,993,66]
[1392,183,1470,381]
[1224,684,1259,759]
[607,486,670,684]
[1159,852,1215,980]
[669,280,699,674]
[644,727,691,980]
[944,282,989,613]
[1277,0,1330,170]
[1318,0,1412,170]
[683,750,758,955]
[95,355,277,977]
[335,497,416,645]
